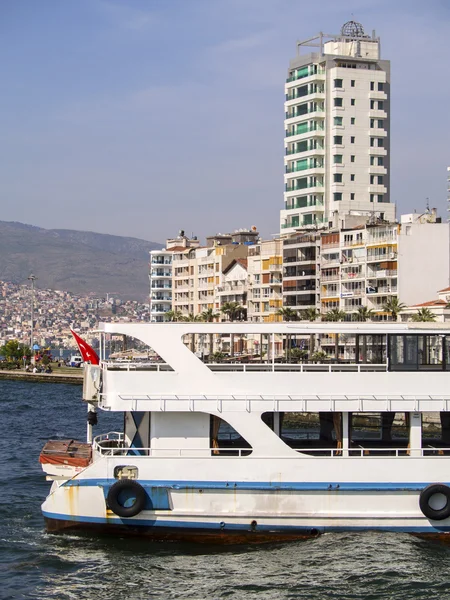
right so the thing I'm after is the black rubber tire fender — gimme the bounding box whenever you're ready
[419,483,450,521]
[107,480,147,518]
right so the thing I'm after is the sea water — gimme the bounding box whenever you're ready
[1,380,450,600]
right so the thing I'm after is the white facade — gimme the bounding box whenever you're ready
[149,249,173,323]
[398,221,450,306]
[281,21,395,236]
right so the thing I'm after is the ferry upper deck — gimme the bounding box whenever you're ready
[91,322,450,415]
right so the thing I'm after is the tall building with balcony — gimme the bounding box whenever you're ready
[281,20,395,236]
[247,240,283,322]
[149,231,199,322]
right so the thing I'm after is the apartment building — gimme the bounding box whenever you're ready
[247,239,283,322]
[149,231,199,322]
[281,20,395,236]
[282,210,450,320]
[172,230,256,318]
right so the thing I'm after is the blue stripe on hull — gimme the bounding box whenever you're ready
[62,479,445,492]
[42,510,450,534]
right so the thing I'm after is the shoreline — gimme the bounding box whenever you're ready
[0,369,83,385]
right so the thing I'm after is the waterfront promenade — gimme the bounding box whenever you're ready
[0,369,83,385]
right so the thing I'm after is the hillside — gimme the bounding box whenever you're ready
[0,221,161,300]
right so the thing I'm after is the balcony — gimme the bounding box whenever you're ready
[367,270,398,278]
[151,283,172,289]
[286,146,324,157]
[285,181,323,193]
[341,270,365,280]
[150,271,171,278]
[151,259,171,265]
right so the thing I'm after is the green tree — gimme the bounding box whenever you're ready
[221,302,246,358]
[323,309,346,322]
[289,348,309,363]
[312,351,328,363]
[411,308,436,322]
[200,308,219,322]
[352,306,374,362]
[299,308,320,357]
[383,297,406,321]
[277,307,299,361]
[322,309,346,360]
[276,307,299,322]
[353,306,374,322]
[0,340,31,362]
[199,308,220,357]
[165,310,184,322]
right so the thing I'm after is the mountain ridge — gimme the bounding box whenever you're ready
[0,221,162,300]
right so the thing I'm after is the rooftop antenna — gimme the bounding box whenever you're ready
[426,198,430,212]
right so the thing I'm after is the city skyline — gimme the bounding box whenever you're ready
[1,0,449,242]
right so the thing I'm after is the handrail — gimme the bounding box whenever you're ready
[92,436,450,459]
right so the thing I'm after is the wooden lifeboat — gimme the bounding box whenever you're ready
[39,439,92,480]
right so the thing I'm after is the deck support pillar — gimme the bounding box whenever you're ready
[342,412,349,457]
[409,412,422,457]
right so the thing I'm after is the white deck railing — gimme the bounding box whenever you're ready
[92,433,450,459]
[102,361,388,373]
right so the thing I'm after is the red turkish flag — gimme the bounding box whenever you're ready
[70,329,100,365]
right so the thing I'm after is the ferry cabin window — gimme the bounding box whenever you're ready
[422,413,450,452]
[388,335,447,371]
[210,416,252,456]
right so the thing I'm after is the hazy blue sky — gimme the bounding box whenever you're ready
[1,0,449,243]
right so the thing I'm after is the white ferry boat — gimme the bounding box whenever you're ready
[40,322,450,544]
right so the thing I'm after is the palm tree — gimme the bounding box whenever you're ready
[299,308,320,357]
[276,307,299,322]
[323,309,346,322]
[353,306,374,362]
[221,302,246,358]
[323,309,346,360]
[200,308,219,322]
[199,308,220,356]
[411,308,436,322]
[277,307,299,361]
[165,310,184,322]
[180,313,201,352]
[354,306,374,322]
[383,297,406,321]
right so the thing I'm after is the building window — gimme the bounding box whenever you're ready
[334,78,343,88]
[333,154,343,164]
[378,120,384,128]
[370,81,375,91]
[333,135,343,145]
[378,138,384,147]
[334,98,343,107]
[351,98,355,106]
[370,194,374,202]
[378,156,384,166]
[351,155,355,163]
[378,82,384,91]
[350,174,355,181]
[334,116,343,126]
[377,195,385,203]
[351,136,355,143]
[370,100,375,109]
[351,193,355,200]
[351,79,355,87]
[351,117,355,125]
[334,173,343,183]
[334,193,342,201]
[370,175,375,184]
[378,176,384,185]
[378,101,384,110]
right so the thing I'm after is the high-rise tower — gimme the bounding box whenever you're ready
[280,21,396,235]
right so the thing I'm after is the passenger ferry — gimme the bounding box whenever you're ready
[40,322,450,543]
